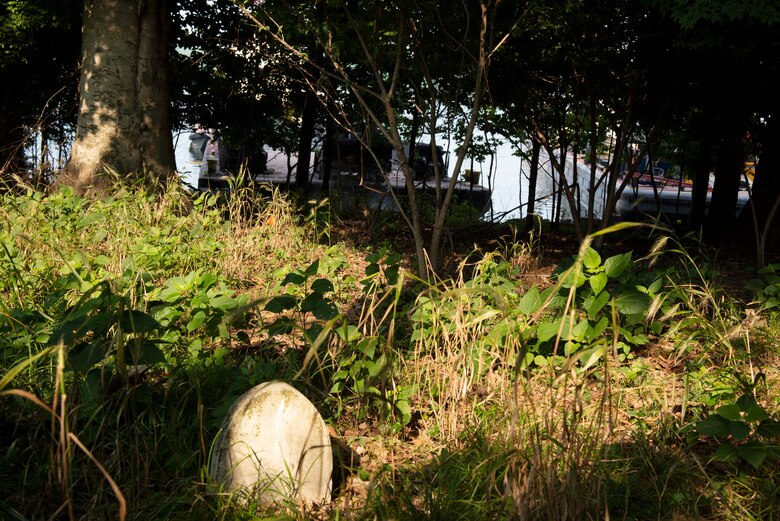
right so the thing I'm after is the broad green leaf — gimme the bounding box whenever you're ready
[300,292,323,313]
[198,273,218,291]
[265,295,297,313]
[756,419,780,437]
[533,355,548,367]
[485,320,509,347]
[67,341,110,372]
[713,443,739,463]
[540,287,567,309]
[738,442,768,469]
[305,323,323,342]
[385,265,400,285]
[77,212,106,228]
[743,405,769,422]
[537,320,561,342]
[586,316,609,342]
[336,325,361,342]
[120,310,161,334]
[697,414,731,437]
[615,289,651,316]
[158,277,188,302]
[560,269,587,288]
[311,278,335,293]
[281,272,306,286]
[395,400,412,425]
[589,273,608,295]
[572,319,589,341]
[267,317,294,336]
[582,247,602,271]
[210,294,239,311]
[312,299,339,320]
[729,420,751,441]
[129,339,167,365]
[736,393,758,411]
[52,312,107,346]
[186,311,207,331]
[647,278,664,294]
[578,345,607,371]
[518,286,542,316]
[520,351,534,369]
[584,291,610,319]
[716,403,742,421]
[604,252,632,279]
[367,354,387,377]
[356,337,377,358]
[82,311,114,337]
[564,341,579,355]
[304,259,320,277]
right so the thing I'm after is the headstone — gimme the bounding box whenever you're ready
[209,381,332,504]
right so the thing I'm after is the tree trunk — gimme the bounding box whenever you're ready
[524,137,541,232]
[59,0,174,193]
[688,136,712,230]
[295,90,317,194]
[321,118,334,193]
[705,126,744,241]
[737,116,780,264]
[746,118,780,229]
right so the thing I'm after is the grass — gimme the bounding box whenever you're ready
[1,180,779,519]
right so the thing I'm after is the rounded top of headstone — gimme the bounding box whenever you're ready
[209,381,332,504]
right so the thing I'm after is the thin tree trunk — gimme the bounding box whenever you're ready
[295,90,317,194]
[525,136,541,232]
[322,119,334,193]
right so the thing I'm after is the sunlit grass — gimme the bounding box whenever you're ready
[1,182,779,519]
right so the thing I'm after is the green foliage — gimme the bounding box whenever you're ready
[747,263,780,319]
[261,249,412,432]
[0,0,78,63]
[546,246,658,362]
[696,391,780,469]
[3,186,780,519]
[411,244,660,383]
[264,258,341,342]
[653,0,780,29]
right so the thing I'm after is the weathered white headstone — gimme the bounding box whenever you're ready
[210,381,332,504]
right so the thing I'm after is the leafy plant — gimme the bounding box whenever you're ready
[149,270,249,355]
[544,246,659,361]
[696,391,780,469]
[746,263,780,327]
[264,258,341,342]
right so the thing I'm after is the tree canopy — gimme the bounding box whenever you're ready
[2,0,778,261]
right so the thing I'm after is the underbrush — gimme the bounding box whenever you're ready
[1,185,779,520]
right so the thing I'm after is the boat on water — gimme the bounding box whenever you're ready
[532,150,751,222]
[196,135,492,215]
[614,170,750,220]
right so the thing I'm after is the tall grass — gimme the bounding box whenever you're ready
[0,179,339,519]
[1,182,778,519]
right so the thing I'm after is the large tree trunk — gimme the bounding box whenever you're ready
[688,136,712,230]
[59,0,174,193]
[736,116,780,265]
[705,124,745,241]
